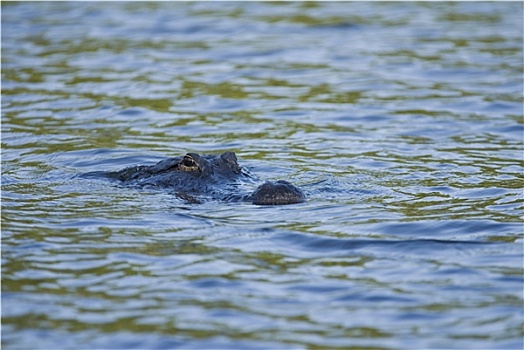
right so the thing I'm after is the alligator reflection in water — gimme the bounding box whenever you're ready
[83,152,306,205]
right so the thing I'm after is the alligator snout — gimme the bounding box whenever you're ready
[250,180,306,205]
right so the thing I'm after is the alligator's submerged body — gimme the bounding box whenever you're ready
[85,152,305,205]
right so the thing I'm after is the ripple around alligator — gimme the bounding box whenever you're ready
[2,2,523,349]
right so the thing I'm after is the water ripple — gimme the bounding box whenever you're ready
[2,1,523,349]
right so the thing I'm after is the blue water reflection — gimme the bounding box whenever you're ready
[2,1,523,349]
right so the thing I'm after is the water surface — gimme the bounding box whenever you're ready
[2,2,523,349]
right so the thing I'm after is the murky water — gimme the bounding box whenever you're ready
[2,2,523,349]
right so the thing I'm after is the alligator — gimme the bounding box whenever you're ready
[84,151,305,205]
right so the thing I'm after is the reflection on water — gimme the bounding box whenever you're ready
[2,2,523,349]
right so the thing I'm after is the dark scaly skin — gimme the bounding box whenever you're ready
[247,180,306,205]
[91,152,305,205]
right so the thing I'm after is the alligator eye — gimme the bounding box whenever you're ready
[182,155,196,167]
[179,154,201,172]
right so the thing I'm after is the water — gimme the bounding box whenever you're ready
[2,2,523,349]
